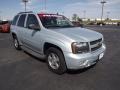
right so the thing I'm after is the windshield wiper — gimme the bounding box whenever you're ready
[45,25,74,29]
[60,25,75,28]
[45,25,62,28]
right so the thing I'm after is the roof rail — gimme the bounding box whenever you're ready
[18,11,33,14]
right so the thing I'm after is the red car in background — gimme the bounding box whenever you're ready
[0,21,10,33]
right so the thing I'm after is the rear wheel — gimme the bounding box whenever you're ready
[46,47,67,74]
[13,36,21,50]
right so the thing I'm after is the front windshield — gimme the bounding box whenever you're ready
[38,14,74,29]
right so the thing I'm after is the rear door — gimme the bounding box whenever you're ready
[11,15,19,32]
[16,14,27,45]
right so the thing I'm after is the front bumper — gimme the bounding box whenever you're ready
[64,44,106,69]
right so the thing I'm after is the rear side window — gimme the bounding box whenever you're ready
[26,14,39,28]
[17,14,26,27]
[12,15,19,25]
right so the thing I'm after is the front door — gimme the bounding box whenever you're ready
[24,14,43,54]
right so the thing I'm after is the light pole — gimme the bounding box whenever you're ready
[107,11,110,19]
[0,11,1,20]
[100,0,106,22]
[22,0,28,12]
[83,10,86,19]
[44,0,47,10]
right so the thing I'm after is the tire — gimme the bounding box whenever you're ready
[46,47,67,74]
[13,36,21,50]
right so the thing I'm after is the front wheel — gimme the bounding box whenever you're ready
[46,47,67,74]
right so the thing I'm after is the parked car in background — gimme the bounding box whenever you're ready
[86,21,94,25]
[0,20,10,33]
[97,22,106,26]
[72,21,83,27]
[117,22,120,26]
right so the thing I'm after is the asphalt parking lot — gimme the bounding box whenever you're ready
[0,25,120,90]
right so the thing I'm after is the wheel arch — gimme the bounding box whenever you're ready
[12,33,17,39]
[43,42,64,55]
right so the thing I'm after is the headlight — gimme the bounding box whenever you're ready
[71,42,89,54]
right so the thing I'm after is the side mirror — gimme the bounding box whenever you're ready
[28,24,40,30]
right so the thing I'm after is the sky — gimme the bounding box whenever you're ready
[0,0,120,20]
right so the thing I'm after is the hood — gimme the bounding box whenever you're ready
[51,27,103,42]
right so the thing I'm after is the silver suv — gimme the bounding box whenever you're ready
[11,12,106,74]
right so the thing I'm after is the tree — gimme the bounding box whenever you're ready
[72,14,78,21]
[77,17,82,22]
[87,19,90,22]
[105,18,110,21]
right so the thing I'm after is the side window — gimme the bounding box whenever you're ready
[12,15,19,25]
[17,14,26,27]
[26,14,39,28]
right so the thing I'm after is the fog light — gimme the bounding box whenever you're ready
[79,60,87,66]
[83,60,89,66]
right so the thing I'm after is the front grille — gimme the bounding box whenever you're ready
[91,44,102,51]
[90,38,102,52]
[90,38,102,45]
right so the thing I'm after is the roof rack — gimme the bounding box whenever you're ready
[18,11,33,14]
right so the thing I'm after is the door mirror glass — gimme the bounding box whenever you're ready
[28,24,40,30]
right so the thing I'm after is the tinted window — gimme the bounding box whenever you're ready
[26,14,39,28]
[17,14,26,27]
[12,15,19,25]
[38,14,73,29]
